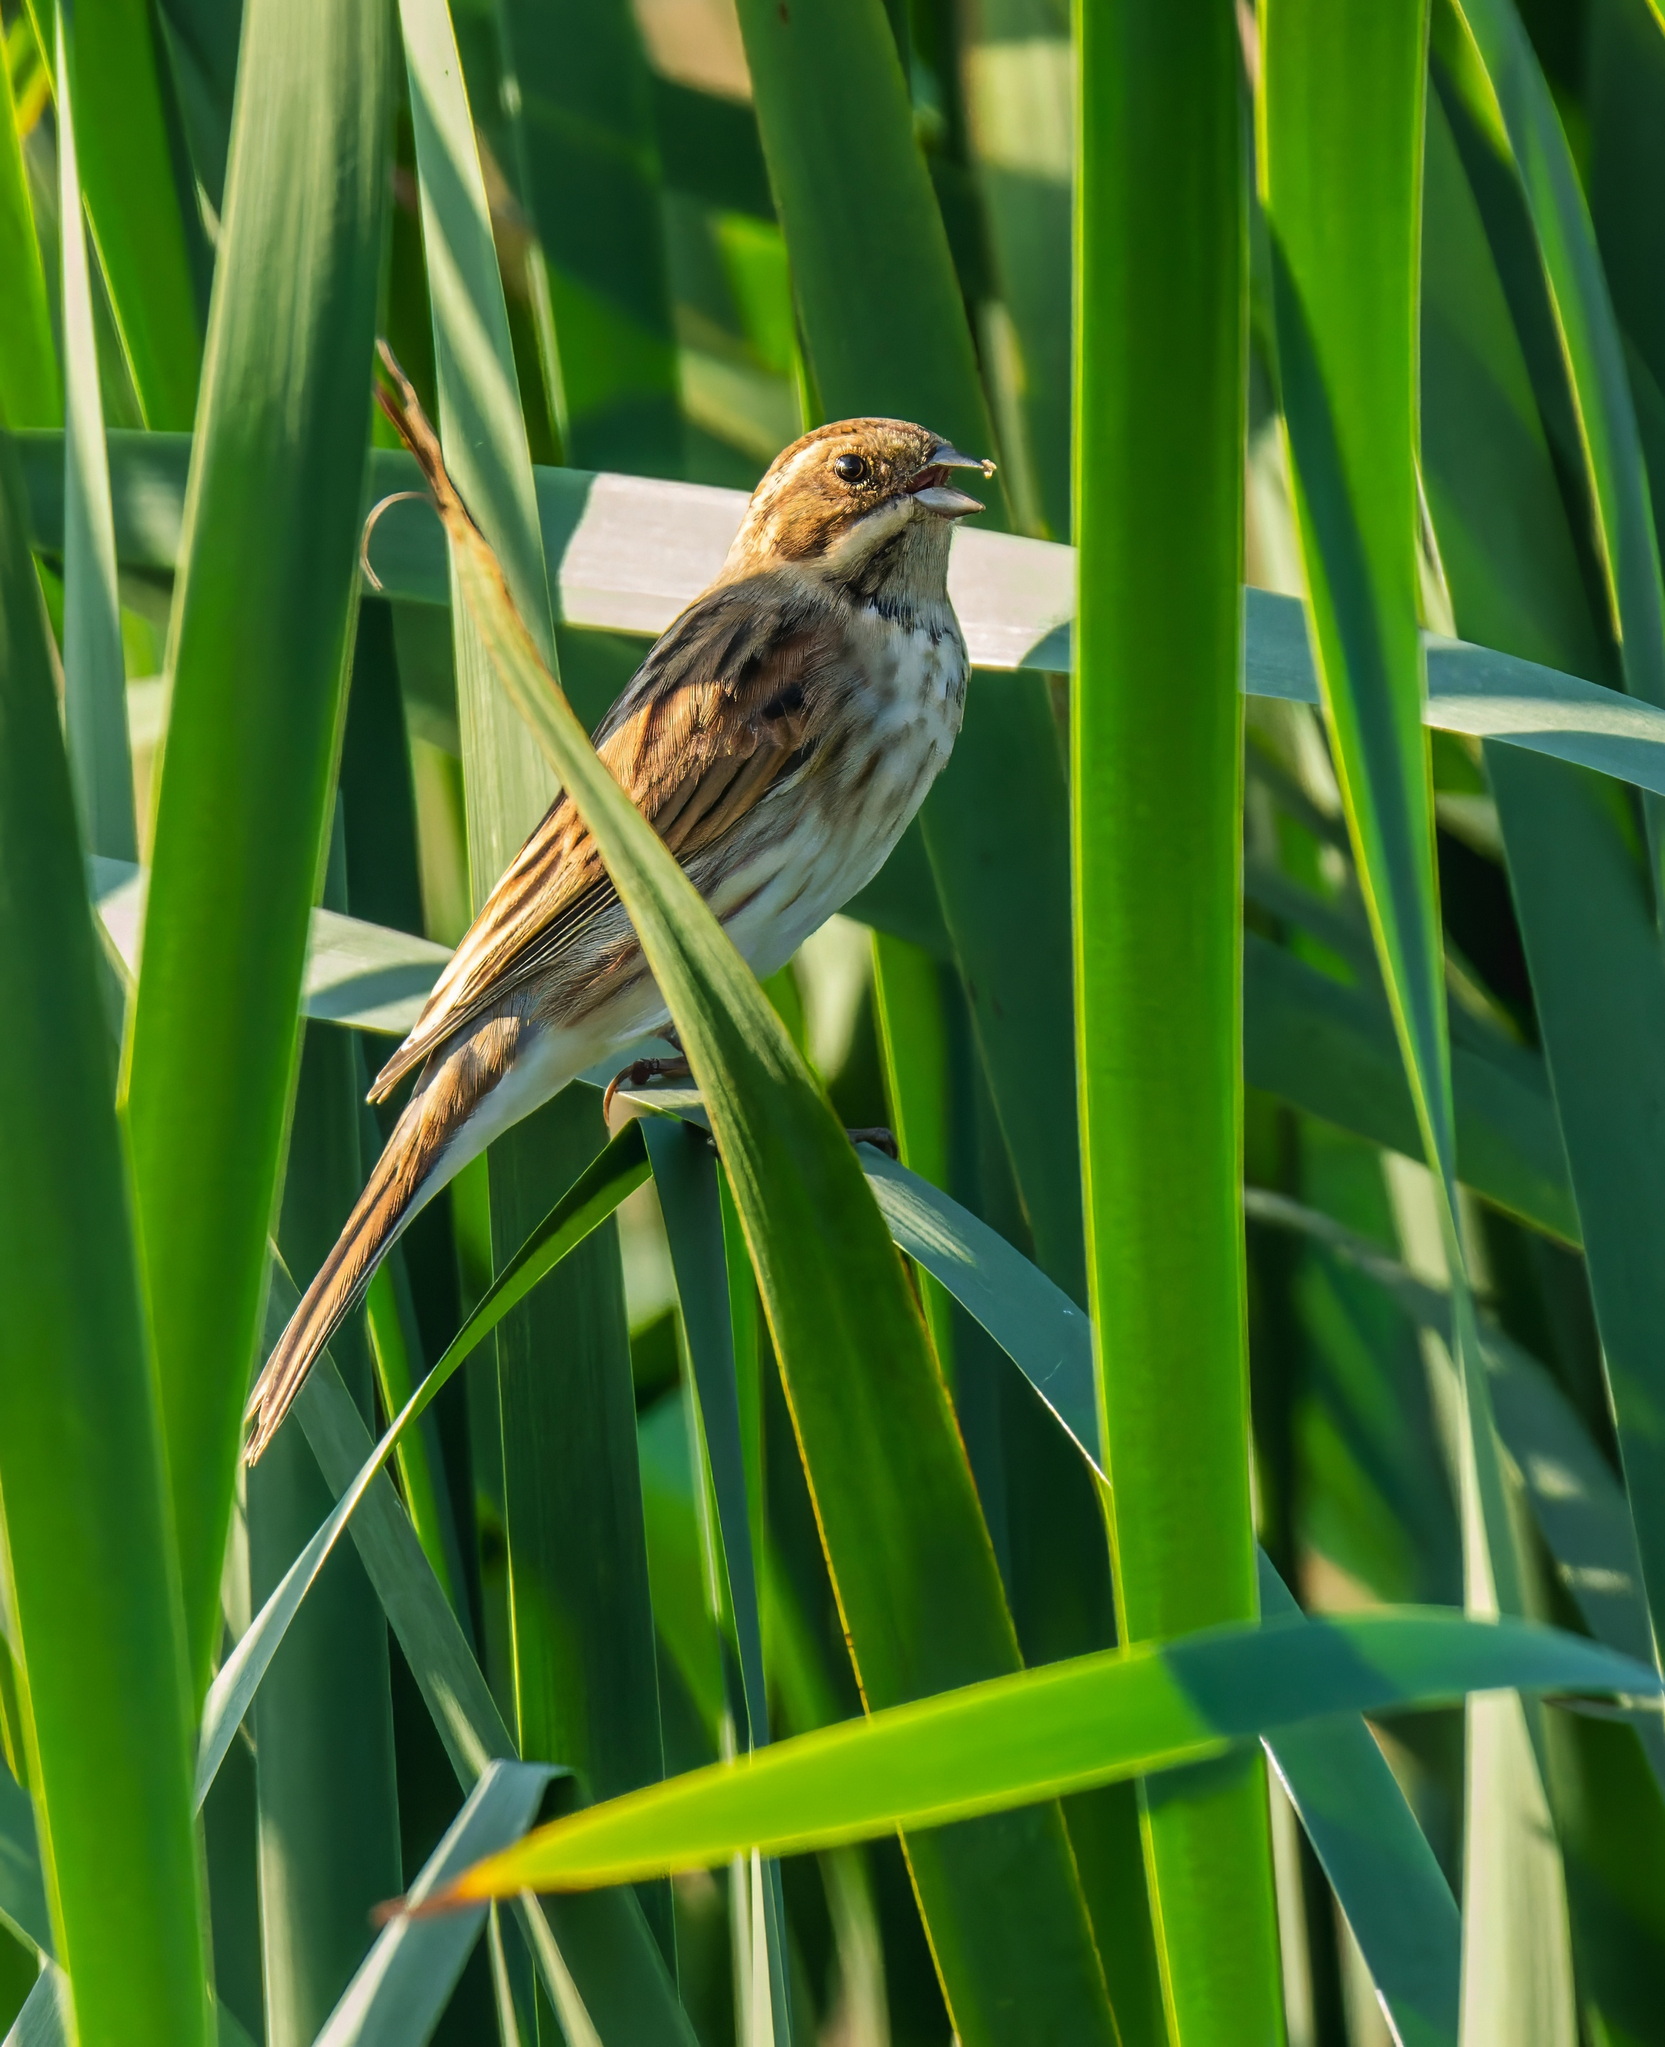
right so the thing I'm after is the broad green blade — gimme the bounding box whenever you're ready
[1075,4,1279,2042]
[859,1140,1097,1461]
[1440,0,1665,721]
[0,26,57,427]
[398,0,555,690]
[643,1094,1468,2047]
[638,1390,727,1741]
[1423,57,1665,1690]
[0,433,208,2044]
[153,0,243,215]
[316,1761,555,2046]
[122,0,393,1690]
[379,370,1121,2047]
[25,428,1665,784]
[0,1971,260,2047]
[363,1257,460,1611]
[339,608,467,1600]
[494,0,683,472]
[249,1024,401,2041]
[1261,11,1564,2037]
[0,1972,256,2047]
[1260,0,1457,1306]
[55,8,135,862]
[44,0,202,426]
[1420,82,1659,2038]
[91,856,454,1037]
[437,1609,1659,1896]
[650,73,772,220]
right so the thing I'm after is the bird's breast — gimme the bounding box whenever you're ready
[828,602,967,812]
[703,603,967,976]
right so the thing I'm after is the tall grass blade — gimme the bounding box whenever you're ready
[1420,88,1661,2038]
[494,0,683,473]
[378,368,1122,2047]
[1075,2,1280,2040]
[46,0,202,425]
[437,1610,1660,1896]
[0,31,57,428]
[1440,0,1665,723]
[1261,5,1577,2037]
[123,0,393,1688]
[33,425,1665,782]
[1424,44,1665,1707]
[55,6,134,863]
[153,0,243,216]
[399,0,557,816]
[0,431,209,2045]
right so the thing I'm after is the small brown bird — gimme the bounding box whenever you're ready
[245,413,991,1460]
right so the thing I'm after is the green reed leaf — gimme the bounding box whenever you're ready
[122,0,393,1689]
[0,431,208,2047]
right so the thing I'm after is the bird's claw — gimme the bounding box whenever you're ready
[602,1053,693,1120]
[846,1125,899,1160]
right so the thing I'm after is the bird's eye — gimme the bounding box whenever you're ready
[833,453,868,484]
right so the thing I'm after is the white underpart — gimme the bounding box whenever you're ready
[717,609,965,978]
[383,970,672,1239]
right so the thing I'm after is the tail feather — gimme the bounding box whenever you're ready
[245,1009,534,1462]
[244,1130,427,1462]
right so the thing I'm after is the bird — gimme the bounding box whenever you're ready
[243,402,992,1462]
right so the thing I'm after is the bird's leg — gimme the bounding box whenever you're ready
[846,1126,900,1160]
[602,1052,693,1120]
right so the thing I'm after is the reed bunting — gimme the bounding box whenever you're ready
[245,400,991,1460]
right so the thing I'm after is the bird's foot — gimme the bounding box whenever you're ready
[603,1053,693,1120]
[846,1126,899,1160]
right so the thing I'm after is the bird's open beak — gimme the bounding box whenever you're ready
[909,444,995,518]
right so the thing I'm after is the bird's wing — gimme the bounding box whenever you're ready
[369,577,838,1100]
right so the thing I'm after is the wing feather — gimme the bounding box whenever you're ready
[368,577,837,1102]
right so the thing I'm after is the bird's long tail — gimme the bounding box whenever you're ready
[244,1013,530,1463]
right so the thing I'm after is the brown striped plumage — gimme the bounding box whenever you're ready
[244,409,990,1461]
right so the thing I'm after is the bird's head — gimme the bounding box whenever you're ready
[721,417,994,602]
